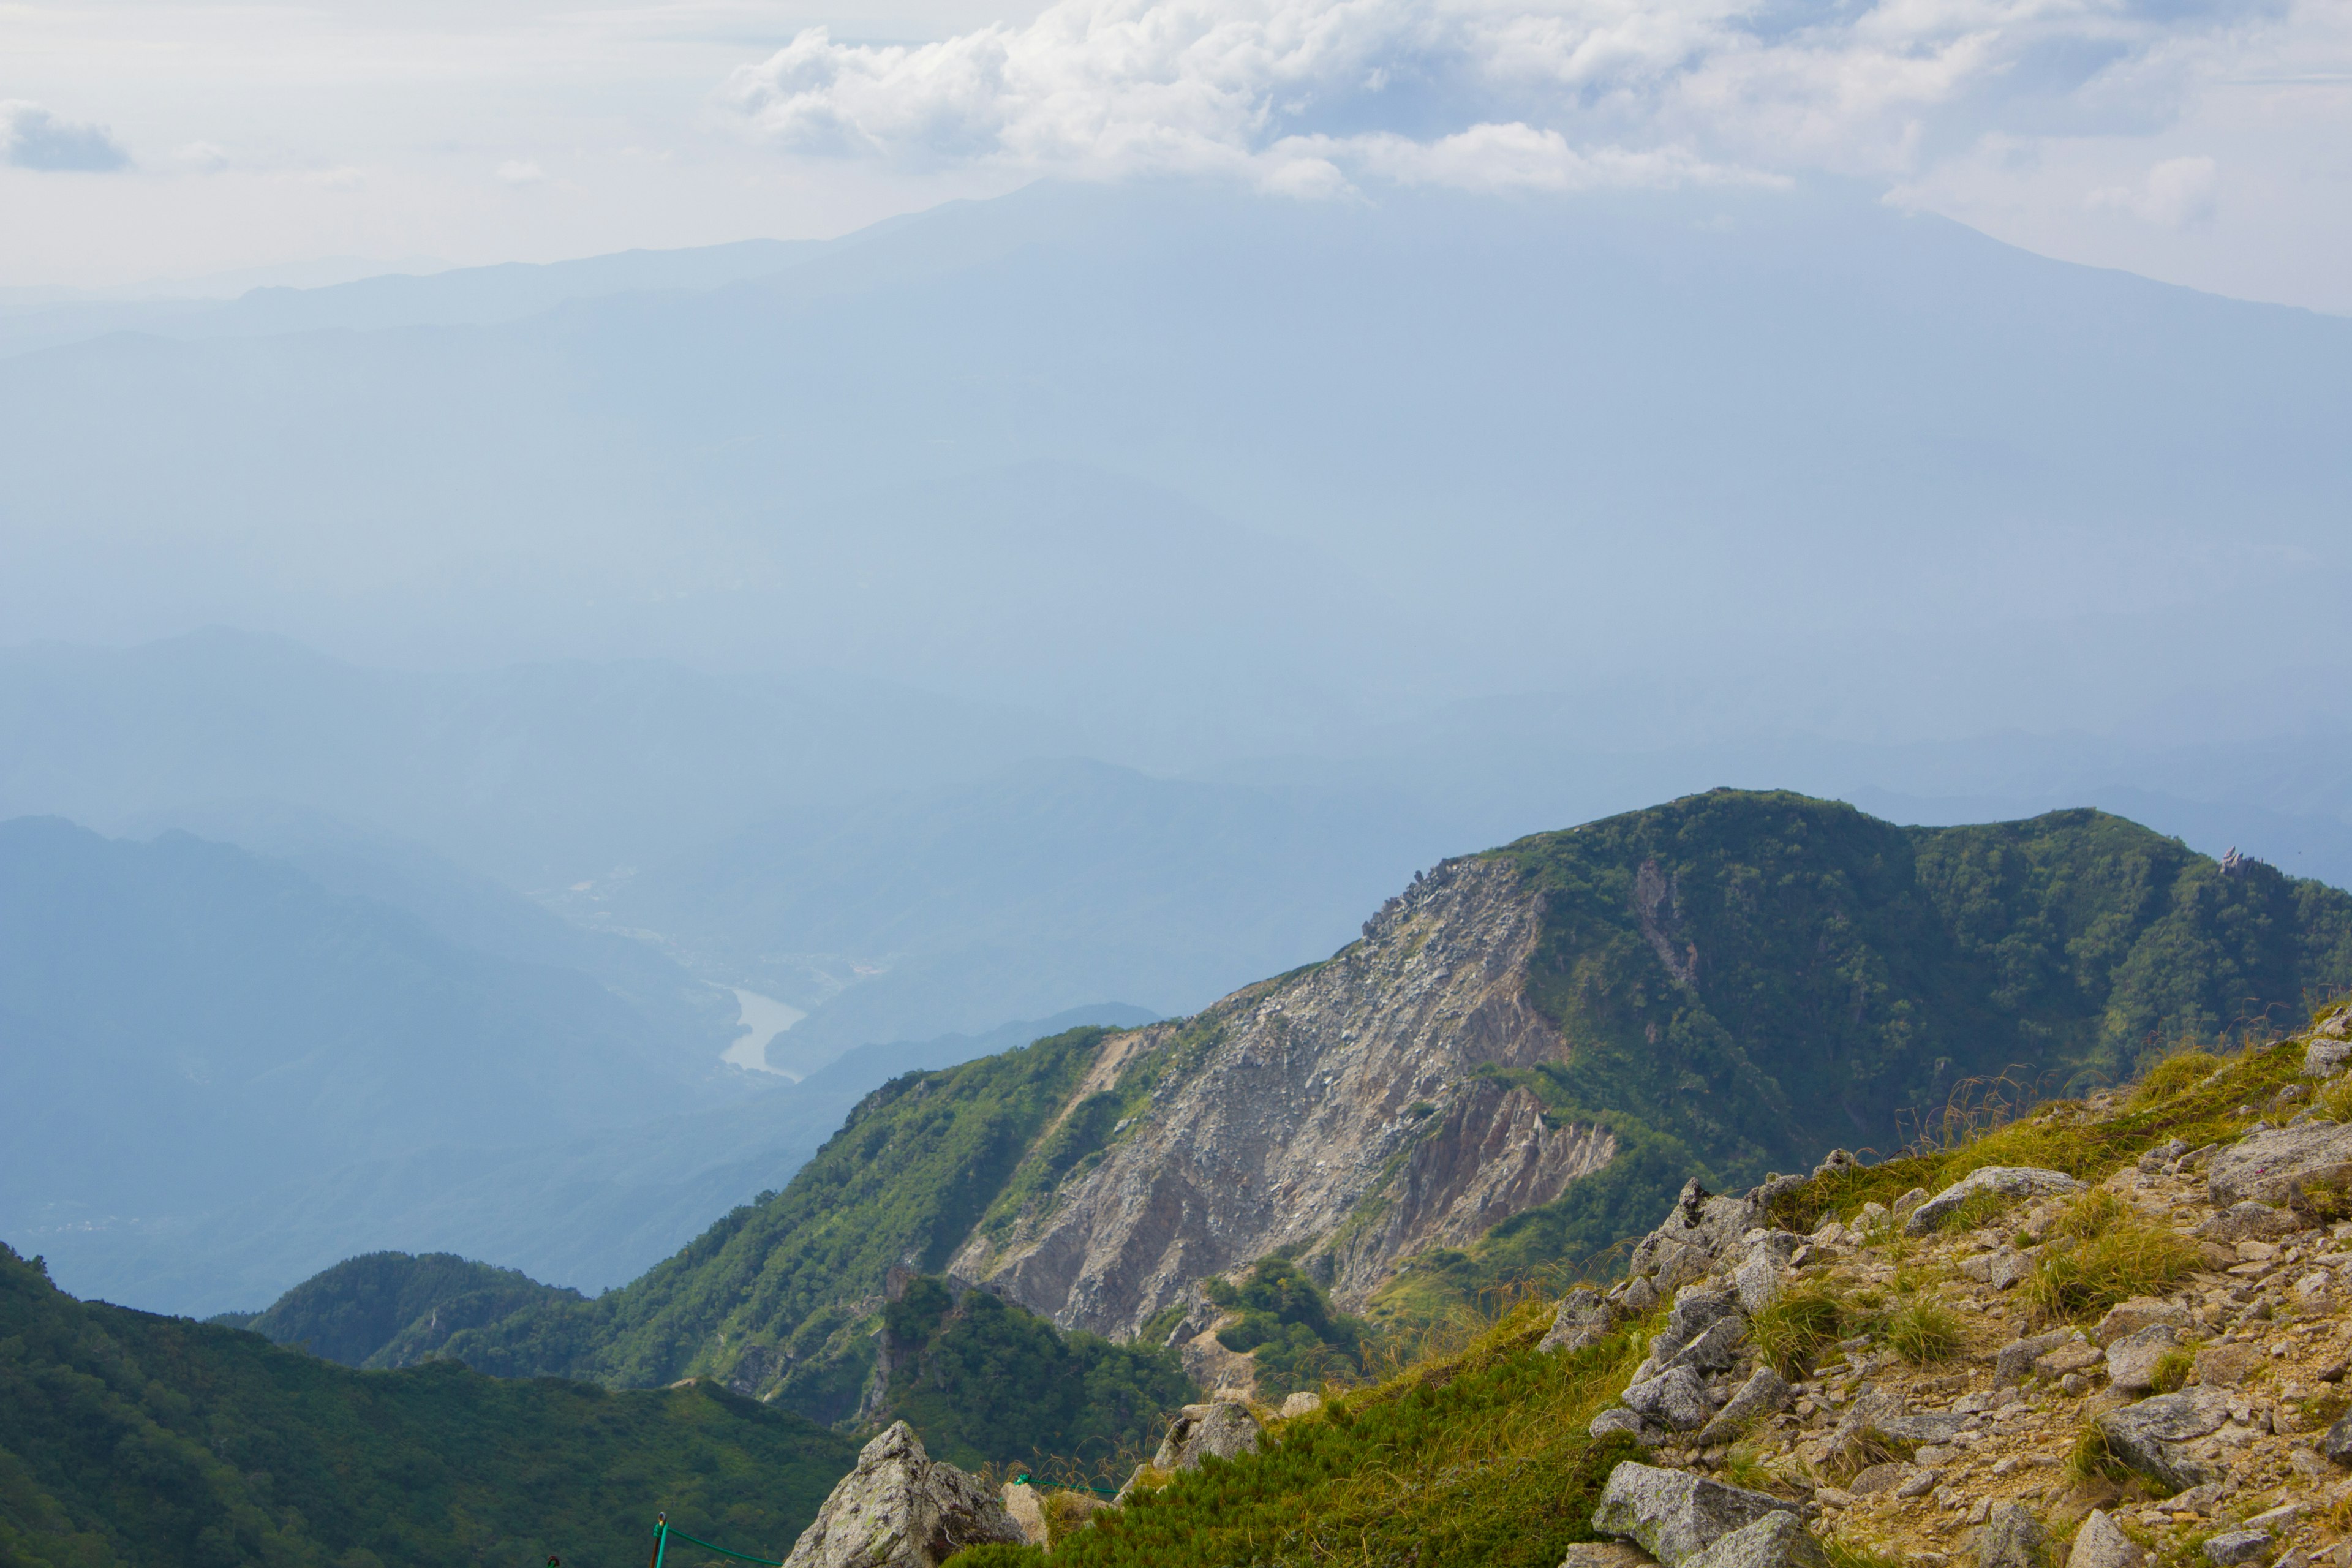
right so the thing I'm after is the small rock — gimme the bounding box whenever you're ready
[2203,1532,2271,1567]
[1697,1368,1793,1447]
[1591,1461,1800,1568]
[1998,1330,2086,1388]
[1893,1188,1932,1221]
[1978,1503,2045,1568]
[781,1421,1024,1568]
[2323,1409,2352,1464]
[2196,1346,2264,1389]
[2094,1298,2192,1347]
[1542,1289,1615,1355]
[1278,1390,1324,1418]
[1593,1407,1668,1446]
[2243,1502,2304,1535]
[1625,1368,1716,1431]
[2065,1510,2144,1568]
[1897,1469,1940,1499]
[2106,1326,2185,1392]
[2038,1341,2106,1380]
[1905,1168,2084,1236]
[1733,1253,1787,1314]
[1150,1402,1262,1471]
[1680,1512,1830,1568]
[1849,1463,1912,1495]
[1560,1545,1660,1568]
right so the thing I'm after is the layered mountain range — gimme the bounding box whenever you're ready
[420,791,2352,1423]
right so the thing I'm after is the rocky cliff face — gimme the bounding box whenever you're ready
[948,856,1615,1336]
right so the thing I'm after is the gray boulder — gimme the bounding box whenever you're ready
[1996,1330,2087,1388]
[1542,1289,1614,1355]
[2196,1204,2301,1243]
[2105,1326,2185,1392]
[2321,1408,2352,1464]
[1679,1512,1828,1568]
[1647,1317,1748,1380]
[1978,1504,2046,1568]
[1630,1182,1768,1289]
[1697,1368,1794,1447]
[2097,1390,2233,1492]
[1733,1251,1787,1314]
[2208,1123,2352,1207]
[1591,1462,1797,1567]
[1591,1407,1668,1446]
[2092,1298,2191,1346]
[780,1421,1023,1568]
[1150,1402,1262,1471]
[2065,1510,2144,1568]
[1561,1546,1660,1568]
[1904,1168,2083,1235]
[1623,1367,1714,1431]
[2203,1533,2271,1567]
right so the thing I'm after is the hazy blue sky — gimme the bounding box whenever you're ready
[3,0,2347,309]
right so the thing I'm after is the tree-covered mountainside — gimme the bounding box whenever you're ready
[1378,793,2352,1310]
[414,797,2352,1425]
[873,1276,1196,1472]
[0,1244,854,1568]
[232,1252,582,1369]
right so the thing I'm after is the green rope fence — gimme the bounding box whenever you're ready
[647,1513,786,1568]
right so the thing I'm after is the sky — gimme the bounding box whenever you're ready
[0,0,2346,311]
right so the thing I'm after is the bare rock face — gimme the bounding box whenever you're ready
[781,1422,1023,1568]
[1150,1402,1263,1471]
[951,857,1619,1335]
[1591,1461,1798,1567]
[2207,1124,2352,1207]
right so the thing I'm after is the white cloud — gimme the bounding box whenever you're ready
[171,141,230,172]
[1,101,130,172]
[497,159,550,186]
[2089,154,2220,226]
[715,0,2267,194]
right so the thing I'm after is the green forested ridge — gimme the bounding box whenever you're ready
[235,1251,582,1369]
[1204,1259,1368,1397]
[439,1025,1121,1415]
[1355,792,2352,1315]
[0,1243,853,1568]
[390,799,2352,1431]
[874,1277,1195,1472]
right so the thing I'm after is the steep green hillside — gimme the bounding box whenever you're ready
[874,1278,1195,1471]
[439,796,2352,1424]
[442,1025,1120,1413]
[0,1244,854,1568]
[236,1252,582,1369]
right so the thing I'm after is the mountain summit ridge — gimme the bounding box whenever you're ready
[434,790,2352,1422]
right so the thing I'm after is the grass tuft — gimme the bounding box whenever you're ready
[2021,1193,2201,1324]
[1749,1288,1845,1379]
[1883,1298,1964,1365]
[2149,1349,2194,1395]
[2065,1420,2138,1488]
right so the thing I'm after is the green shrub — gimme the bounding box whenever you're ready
[1883,1298,1964,1365]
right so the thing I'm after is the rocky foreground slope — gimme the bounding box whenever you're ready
[750,996,2352,1568]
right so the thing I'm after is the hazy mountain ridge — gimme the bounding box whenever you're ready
[423,791,2352,1425]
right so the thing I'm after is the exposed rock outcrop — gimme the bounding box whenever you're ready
[780,1422,1022,1568]
[950,857,1616,1335]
